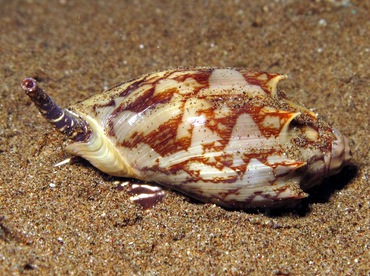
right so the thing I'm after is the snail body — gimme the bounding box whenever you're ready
[22,68,351,209]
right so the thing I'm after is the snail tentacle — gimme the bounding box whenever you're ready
[21,78,90,142]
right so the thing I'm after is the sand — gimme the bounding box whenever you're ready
[0,0,369,274]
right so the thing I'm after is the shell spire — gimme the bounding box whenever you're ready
[265,73,287,96]
[21,78,90,142]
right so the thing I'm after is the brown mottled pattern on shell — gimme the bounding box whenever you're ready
[64,68,349,208]
[103,69,332,157]
[103,70,326,172]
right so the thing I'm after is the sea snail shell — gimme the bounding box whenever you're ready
[22,68,351,209]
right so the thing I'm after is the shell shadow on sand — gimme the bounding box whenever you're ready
[264,164,358,217]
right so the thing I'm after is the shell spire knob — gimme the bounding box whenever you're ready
[21,78,90,142]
